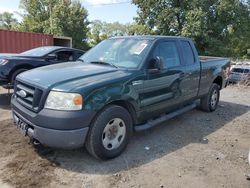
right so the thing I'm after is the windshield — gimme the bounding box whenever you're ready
[79,38,153,68]
[21,47,56,56]
[232,68,250,73]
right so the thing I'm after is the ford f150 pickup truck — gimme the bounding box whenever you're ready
[11,36,231,160]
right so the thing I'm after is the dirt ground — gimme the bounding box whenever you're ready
[0,86,249,188]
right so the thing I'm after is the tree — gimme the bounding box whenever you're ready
[19,0,89,50]
[132,0,250,58]
[88,20,130,46]
[87,20,108,46]
[88,20,154,46]
[0,12,19,30]
[127,23,154,35]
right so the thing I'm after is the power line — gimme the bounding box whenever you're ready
[85,1,132,7]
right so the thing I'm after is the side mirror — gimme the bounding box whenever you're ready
[148,56,164,74]
[46,54,57,61]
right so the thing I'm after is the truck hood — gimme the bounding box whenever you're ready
[17,62,123,89]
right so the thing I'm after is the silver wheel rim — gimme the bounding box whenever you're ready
[102,118,126,150]
[211,90,218,108]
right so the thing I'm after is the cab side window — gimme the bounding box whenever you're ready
[55,51,74,62]
[75,51,85,60]
[181,41,195,65]
[154,41,181,69]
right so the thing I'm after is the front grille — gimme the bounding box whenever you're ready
[15,81,44,112]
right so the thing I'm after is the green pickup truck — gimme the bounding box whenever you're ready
[11,36,231,160]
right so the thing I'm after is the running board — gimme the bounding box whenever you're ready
[134,103,197,132]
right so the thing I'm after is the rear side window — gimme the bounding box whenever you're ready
[157,41,181,68]
[181,41,195,65]
[244,69,249,73]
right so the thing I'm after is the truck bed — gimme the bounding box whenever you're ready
[199,56,228,63]
[199,56,230,70]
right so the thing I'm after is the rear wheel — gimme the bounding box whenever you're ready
[10,69,28,85]
[85,105,132,160]
[200,83,220,112]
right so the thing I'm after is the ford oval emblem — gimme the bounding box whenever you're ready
[19,90,27,98]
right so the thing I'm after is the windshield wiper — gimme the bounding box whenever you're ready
[89,61,118,68]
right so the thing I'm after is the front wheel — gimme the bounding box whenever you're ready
[10,69,28,85]
[85,105,133,160]
[200,83,220,112]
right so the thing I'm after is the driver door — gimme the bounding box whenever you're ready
[142,40,186,117]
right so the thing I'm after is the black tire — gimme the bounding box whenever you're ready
[200,83,220,112]
[85,105,133,160]
[10,69,28,85]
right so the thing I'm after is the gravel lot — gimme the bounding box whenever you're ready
[0,86,249,188]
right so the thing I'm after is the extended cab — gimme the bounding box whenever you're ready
[11,36,231,160]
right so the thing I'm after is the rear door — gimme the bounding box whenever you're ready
[179,40,200,100]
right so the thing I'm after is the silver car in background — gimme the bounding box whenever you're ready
[228,65,250,83]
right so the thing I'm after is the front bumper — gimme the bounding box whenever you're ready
[11,97,96,149]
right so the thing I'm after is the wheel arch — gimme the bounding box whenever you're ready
[107,100,137,125]
[213,76,223,89]
[8,64,33,81]
[89,99,138,128]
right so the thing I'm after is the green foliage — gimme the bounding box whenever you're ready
[133,0,250,58]
[19,0,89,50]
[88,20,154,46]
[128,23,154,35]
[1,0,249,58]
[0,12,19,30]
[87,20,106,46]
[88,20,131,46]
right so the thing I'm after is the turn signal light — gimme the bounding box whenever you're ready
[73,95,83,106]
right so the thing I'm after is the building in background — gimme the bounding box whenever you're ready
[0,29,72,53]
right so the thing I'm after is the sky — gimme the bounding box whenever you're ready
[0,0,138,24]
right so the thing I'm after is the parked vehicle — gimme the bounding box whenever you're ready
[0,53,18,58]
[0,46,85,88]
[228,65,250,83]
[11,36,231,160]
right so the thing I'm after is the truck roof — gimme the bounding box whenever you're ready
[110,35,190,41]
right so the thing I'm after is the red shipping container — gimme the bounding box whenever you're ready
[0,29,54,53]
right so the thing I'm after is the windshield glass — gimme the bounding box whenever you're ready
[21,47,56,56]
[79,38,153,68]
[232,68,244,73]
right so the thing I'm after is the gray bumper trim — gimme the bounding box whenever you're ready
[13,110,89,149]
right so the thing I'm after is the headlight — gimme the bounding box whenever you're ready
[0,59,9,65]
[45,91,83,111]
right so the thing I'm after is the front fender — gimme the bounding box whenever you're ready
[84,83,141,112]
